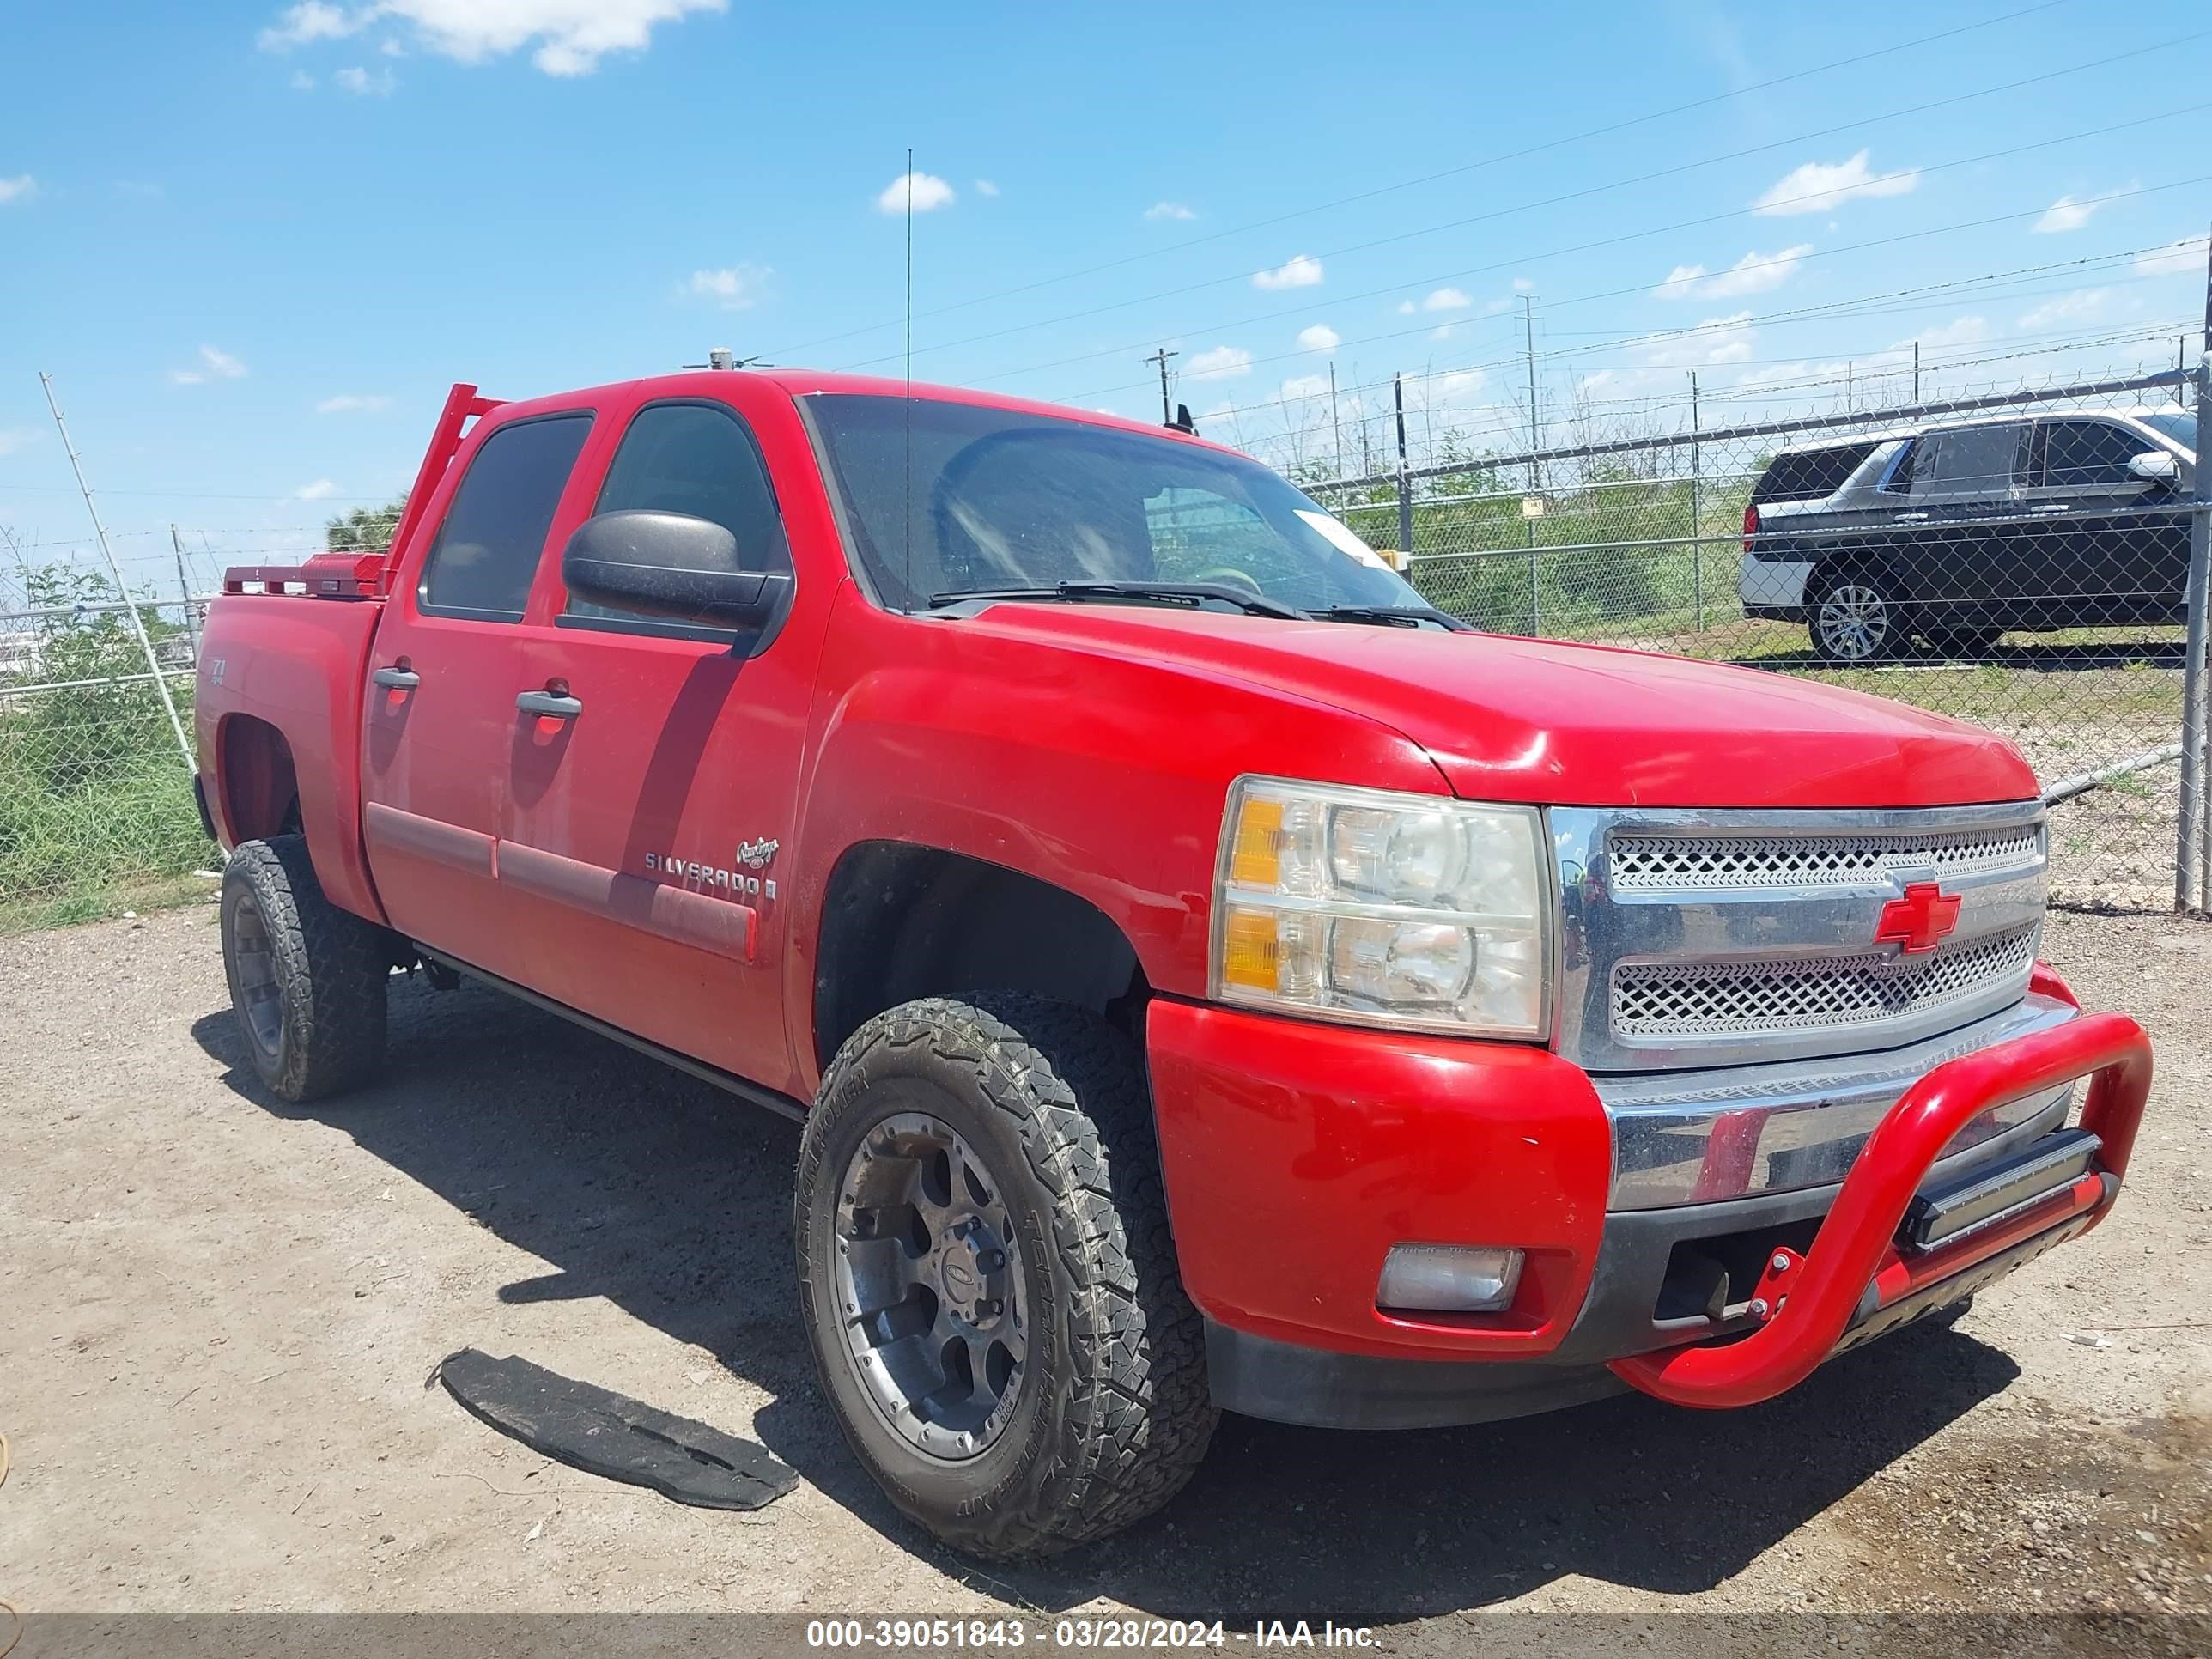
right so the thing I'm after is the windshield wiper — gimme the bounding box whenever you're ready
[928,580,1309,621]
[1311,603,1472,631]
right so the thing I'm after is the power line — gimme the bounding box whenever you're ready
[823,78,2203,382]
[758,0,2074,362]
[1037,166,2209,406]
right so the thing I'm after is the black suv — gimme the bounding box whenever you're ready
[1738,408,2197,663]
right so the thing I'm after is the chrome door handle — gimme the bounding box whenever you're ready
[516,689,582,720]
[1894,513,1929,523]
[2033,504,2075,514]
[371,666,421,690]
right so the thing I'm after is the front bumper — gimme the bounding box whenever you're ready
[1146,993,2150,1429]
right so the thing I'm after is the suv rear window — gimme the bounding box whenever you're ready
[1752,443,1877,504]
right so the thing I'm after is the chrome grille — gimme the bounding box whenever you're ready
[1553,801,2050,1074]
[1607,824,2044,892]
[1611,926,2039,1041]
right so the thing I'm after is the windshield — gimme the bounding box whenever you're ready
[805,394,1423,616]
[2136,410,2197,457]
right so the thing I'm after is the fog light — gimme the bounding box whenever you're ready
[1376,1243,1524,1313]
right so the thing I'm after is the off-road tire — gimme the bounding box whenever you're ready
[219,835,390,1103]
[1808,567,1906,665]
[795,994,1217,1559]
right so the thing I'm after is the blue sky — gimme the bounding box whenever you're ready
[2,0,2208,598]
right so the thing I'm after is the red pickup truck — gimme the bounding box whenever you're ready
[195,368,2153,1559]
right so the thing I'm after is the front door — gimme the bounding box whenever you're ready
[495,389,821,1093]
[360,408,597,981]
[2022,417,2193,629]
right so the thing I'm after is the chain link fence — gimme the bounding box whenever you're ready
[1310,368,2207,912]
[0,592,214,932]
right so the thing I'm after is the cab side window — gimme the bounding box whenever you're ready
[564,401,790,629]
[417,414,594,620]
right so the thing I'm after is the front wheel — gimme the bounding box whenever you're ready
[1808,570,1905,665]
[795,994,1216,1559]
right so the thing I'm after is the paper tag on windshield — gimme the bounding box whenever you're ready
[1296,509,1392,570]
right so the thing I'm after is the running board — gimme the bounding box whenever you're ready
[413,945,806,1124]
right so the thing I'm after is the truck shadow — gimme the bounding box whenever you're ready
[193,974,2021,1621]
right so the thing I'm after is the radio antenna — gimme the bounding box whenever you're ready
[902,146,915,609]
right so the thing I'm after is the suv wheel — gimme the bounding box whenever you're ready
[1809,571,1903,665]
[795,994,1216,1559]
[219,835,391,1102]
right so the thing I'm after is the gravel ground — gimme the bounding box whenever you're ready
[1,902,2207,1651]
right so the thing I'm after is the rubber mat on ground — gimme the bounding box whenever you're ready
[434,1347,799,1510]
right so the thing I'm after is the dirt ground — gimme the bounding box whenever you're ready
[2,902,2208,1650]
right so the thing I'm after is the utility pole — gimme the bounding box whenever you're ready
[1846,360,1856,414]
[1328,362,1343,479]
[170,524,201,666]
[1521,294,1541,489]
[1145,347,1178,425]
[1912,342,1921,405]
[1392,373,1413,556]
[1689,371,1704,633]
[40,373,193,769]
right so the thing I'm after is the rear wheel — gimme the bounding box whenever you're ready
[220,835,390,1103]
[795,994,1216,1559]
[1808,570,1905,665]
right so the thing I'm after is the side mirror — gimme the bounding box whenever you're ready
[2128,450,2181,487]
[561,510,791,630]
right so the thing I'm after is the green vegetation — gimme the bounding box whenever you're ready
[0,563,214,933]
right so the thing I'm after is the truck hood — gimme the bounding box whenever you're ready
[955,605,2039,809]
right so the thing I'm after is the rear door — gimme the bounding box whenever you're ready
[495,385,823,1089]
[1902,422,2030,631]
[361,408,596,980]
[2023,417,2192,628]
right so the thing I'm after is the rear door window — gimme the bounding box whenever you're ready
[418,413,594,620]
[1911,424,2027,501]
[2033,419,2154,489]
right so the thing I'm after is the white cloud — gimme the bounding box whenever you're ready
[1395,300,1416,315]
[290,70,316,88]
[0,428,37,457]
[316,393,392,413]
[258,2,368,49]
[1653,244,1812,301]
[262,1,724,76]
[335,64,395,94]
[876,171,954,214]
[1638,311,1757,368]
[1510,276,1534,294]
[1279,374,1331,399]
[1421,287,1473,313]
[0,174,37,206]
[2033,194,2099,234]
[172,345,248,386]
[2135,234,2209,277]
[295,479,339,501]
[1145,201,1196,222]
[684,264,770,309]
[2017,288,2112,330]
[1296,324,1340,352]
[974,179,999,197]
[1753,149,1917,216]
[1253,253,1322,291]
[1185,344,1253,380]
[1907,315,1991,351]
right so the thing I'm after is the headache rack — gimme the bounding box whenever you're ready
[221,381,502,600]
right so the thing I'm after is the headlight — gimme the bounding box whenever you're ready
[1211,776,1551,1037]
